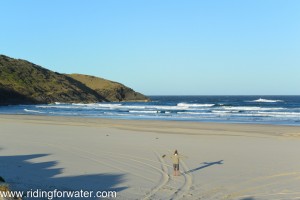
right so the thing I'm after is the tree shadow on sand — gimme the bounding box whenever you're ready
[184,160,224,174]
[0,154,127,198]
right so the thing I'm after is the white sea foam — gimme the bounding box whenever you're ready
[24,109,44,114]
[103,112,132,116]
[250,98,283,103]
[257,111,300,117]
[72,103,122,108]
[129,110,158,114]
[212,112,300,118]
[36,105,83,109]
[95,103,122,108]
[222,106,284,111]
[37,103,212,111]
[212,110,239,113]
[177,112,213,115]
[223,106,263,111]
[72,103,97,106]
[177,103,215,107]
[37,103,122,110]
[114,105,198,111]
[118,105,146,109]
[146,105,184,110]
[67,103,121,110]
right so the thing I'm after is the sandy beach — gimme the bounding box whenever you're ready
[1,115,300,200]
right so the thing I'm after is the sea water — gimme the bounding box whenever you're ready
[1,96,300,126]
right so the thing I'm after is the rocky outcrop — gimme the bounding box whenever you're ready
[0,176,21,200]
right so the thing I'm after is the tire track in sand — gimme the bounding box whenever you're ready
[168,150,193,200]
[43,142,158,184]
[142,152,170,200]
[46,142,188,198]
[169,159,193,200]
[56,142,184,199]
[29,140,192,199]
[144,150,193,200]
[64,145,180,199]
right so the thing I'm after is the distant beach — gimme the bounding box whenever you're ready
[1,115,300,199]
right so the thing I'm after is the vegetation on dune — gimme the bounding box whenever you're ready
[0,55,149,105]
[68,74,150,102]
[0,55,103,105]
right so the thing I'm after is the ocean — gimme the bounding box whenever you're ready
[1,96,300,126]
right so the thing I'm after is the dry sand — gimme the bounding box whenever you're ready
[1,115,300,200]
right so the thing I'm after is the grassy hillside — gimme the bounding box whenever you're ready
[0,55,149,105]
[68,74,150,102]
[0,55,103,105]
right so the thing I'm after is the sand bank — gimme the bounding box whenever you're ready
[1,115,300,199]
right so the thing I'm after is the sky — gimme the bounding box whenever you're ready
[1,0,300,95]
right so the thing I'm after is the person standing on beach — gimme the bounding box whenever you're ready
[171,150,181,176]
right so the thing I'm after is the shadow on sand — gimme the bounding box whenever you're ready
[0,153,127,198]
[184,160,224,174]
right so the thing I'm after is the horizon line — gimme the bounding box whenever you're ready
[146,94,300,96]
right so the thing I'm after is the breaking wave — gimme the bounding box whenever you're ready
[24,109,45,114]
[177,103,215,107]
[250,98,283,103]
[0,95,298,126]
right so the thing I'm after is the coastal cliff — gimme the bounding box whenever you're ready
[0,55,149,105]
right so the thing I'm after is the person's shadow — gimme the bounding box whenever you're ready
[184,160,223,174]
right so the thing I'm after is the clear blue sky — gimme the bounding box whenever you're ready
[1,0,299,95]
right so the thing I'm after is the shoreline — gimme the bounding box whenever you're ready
[1,114,300,138]
[1,95,300,127]
[4,112,300,126]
